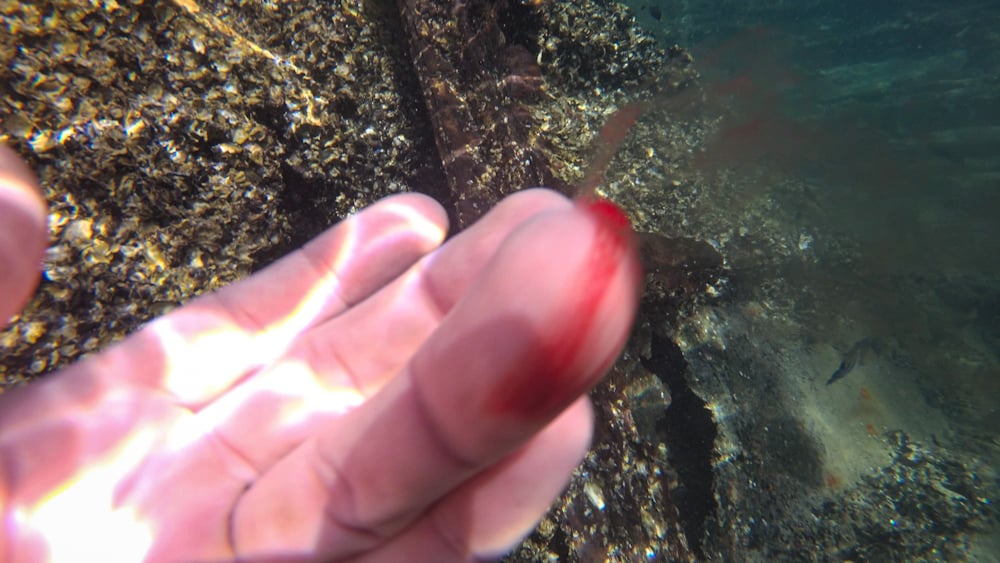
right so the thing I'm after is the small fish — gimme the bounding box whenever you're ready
[827,337,875,385]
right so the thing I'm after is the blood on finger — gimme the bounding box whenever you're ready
[483,197,639,419]
[484,99,646,420]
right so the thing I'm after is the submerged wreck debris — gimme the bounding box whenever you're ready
[395,0,695,229]
[396,0,565,228]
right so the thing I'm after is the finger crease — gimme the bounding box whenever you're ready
[410,374,482,471]
[429,508,476,560]
[312,442,393,546]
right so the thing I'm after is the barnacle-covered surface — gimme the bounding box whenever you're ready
[2,0,997,561]
[0,0,431,381]
[394,0,695,229]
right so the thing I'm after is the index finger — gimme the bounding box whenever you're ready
[109,192,448,406]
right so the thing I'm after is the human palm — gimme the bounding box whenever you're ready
[0,146,639,562]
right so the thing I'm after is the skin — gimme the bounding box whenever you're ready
[0,144,640,562]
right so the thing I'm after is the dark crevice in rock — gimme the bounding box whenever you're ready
[641,332,718,557]
[251,162,350,270]
[366,0,454,227]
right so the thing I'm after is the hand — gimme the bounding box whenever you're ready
[0,145,640,562]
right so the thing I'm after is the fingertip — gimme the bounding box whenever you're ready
[478,202,641,420]
[377,191,450,244]
[0,145,48,324]
[575,195,635,238]
[299,190,450,308]
[459,188,572,238]
[417,188,572,315]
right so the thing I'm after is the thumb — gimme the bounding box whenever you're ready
[0,145,48,328]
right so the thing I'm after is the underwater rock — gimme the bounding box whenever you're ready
[639,232,725,299]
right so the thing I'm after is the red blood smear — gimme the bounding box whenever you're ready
[599,103,647,147]
[577,197,633,233]
[484,197,638,418]
[577,103,649,199]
